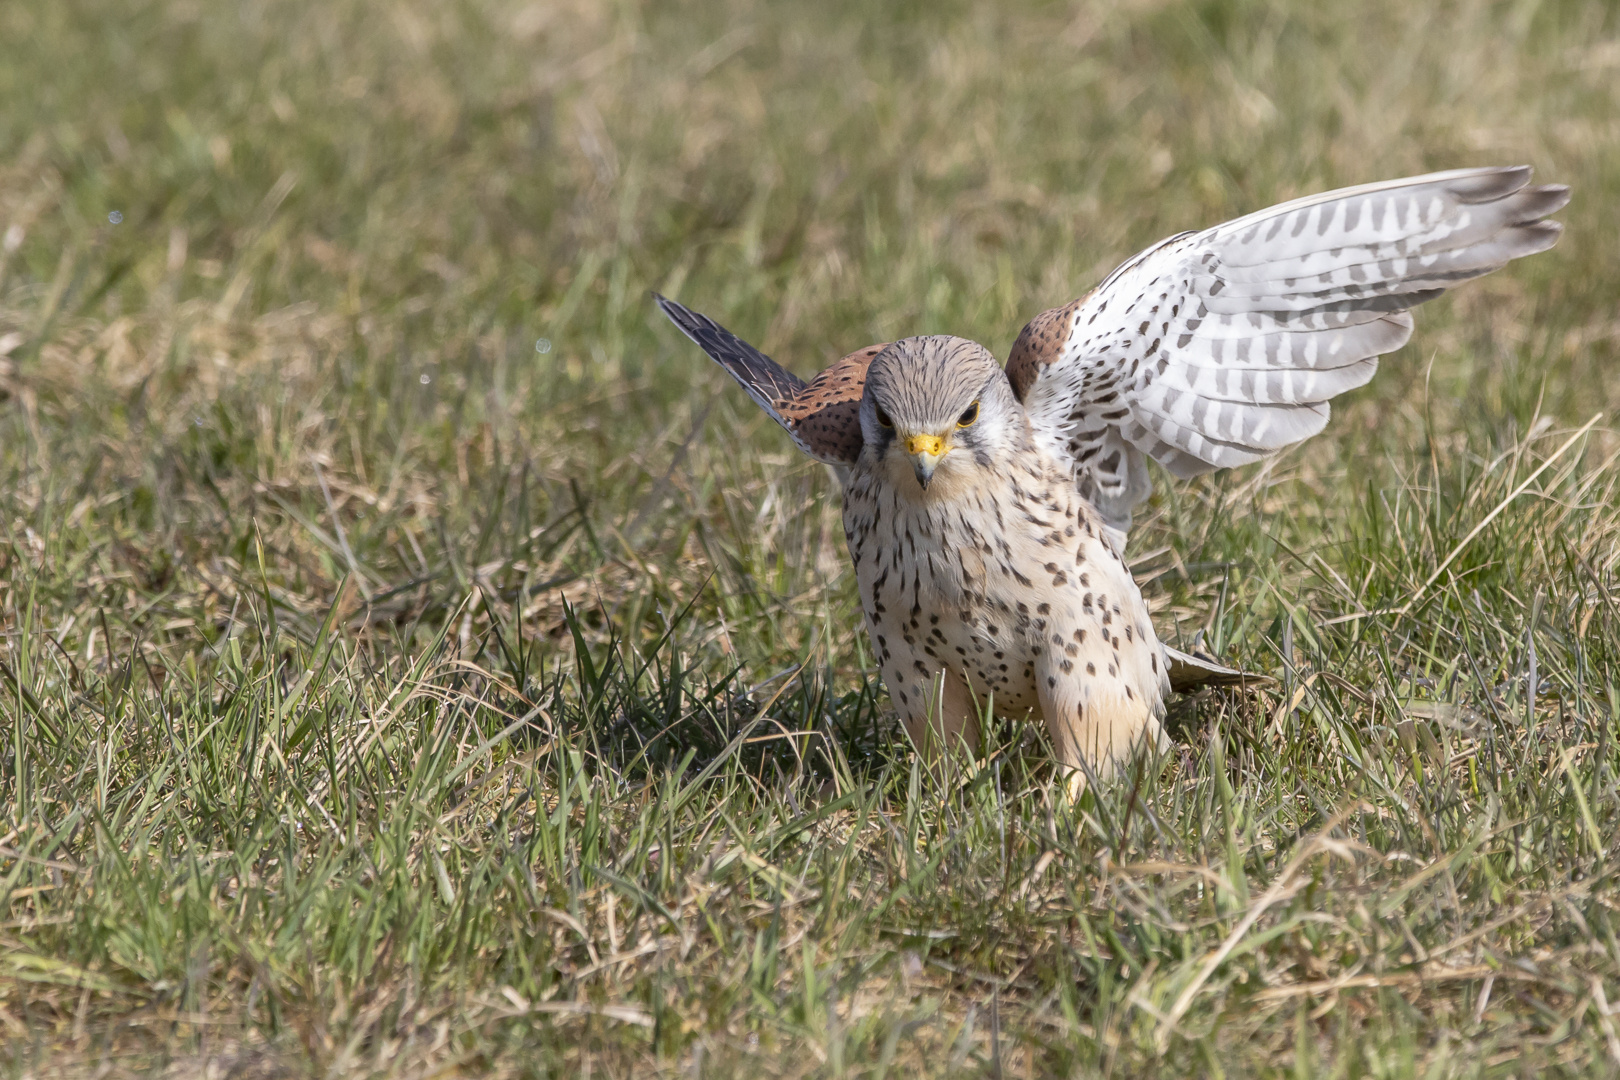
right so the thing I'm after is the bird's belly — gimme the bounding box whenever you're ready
[927,608,1044,715]
[847,482,1164,722]
[853,524,1051,718]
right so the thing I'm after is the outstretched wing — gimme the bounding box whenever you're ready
[1007,166,1570,532]
[656,294,885,467]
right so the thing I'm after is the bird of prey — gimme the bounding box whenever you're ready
[658,166,1568,786]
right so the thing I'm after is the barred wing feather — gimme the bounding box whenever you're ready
[1006,166,1569,532]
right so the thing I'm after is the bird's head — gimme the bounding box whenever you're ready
[860,336,1021,496]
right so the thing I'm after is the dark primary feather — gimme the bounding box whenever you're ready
[655,294,806,421]
[656,294,878,467]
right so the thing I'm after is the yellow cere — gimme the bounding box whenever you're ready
[905,433,946,457]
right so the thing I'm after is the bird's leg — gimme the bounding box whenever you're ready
[1035,658,1166,792]
[1061,767,1089,804]
[901,666,982,768]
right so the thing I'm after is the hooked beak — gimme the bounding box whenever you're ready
[904,432,948,489]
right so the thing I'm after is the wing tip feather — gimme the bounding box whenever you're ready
[1512,218,1565,255]
[654,293,872,469]
[1511,184,1572,222]
[652,291,802,412]
[1445,164,1533,204]
[652,291,708,340]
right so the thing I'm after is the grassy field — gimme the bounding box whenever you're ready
[2,0,1620,1074]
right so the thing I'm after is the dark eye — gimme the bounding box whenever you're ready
[876,407,894,429]
[956,401,980,428]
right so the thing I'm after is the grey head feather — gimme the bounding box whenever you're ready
[859,336,1012,442]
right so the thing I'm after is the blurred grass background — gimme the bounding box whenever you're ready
[2,0,1620,1075]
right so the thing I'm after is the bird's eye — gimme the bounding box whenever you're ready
[956,401,980,428]
[876,407,894,429]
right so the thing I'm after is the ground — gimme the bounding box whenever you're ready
[3,0,1620,1076]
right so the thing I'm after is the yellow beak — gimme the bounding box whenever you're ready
[904,432,948,489]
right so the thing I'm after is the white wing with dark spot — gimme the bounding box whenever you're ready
[1006,166,1570,532]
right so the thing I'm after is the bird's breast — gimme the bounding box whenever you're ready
[843,458,1166,716]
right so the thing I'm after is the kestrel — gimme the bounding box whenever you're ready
[658,166,1568,784]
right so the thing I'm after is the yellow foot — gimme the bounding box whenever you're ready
[1060,767,1088,804]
